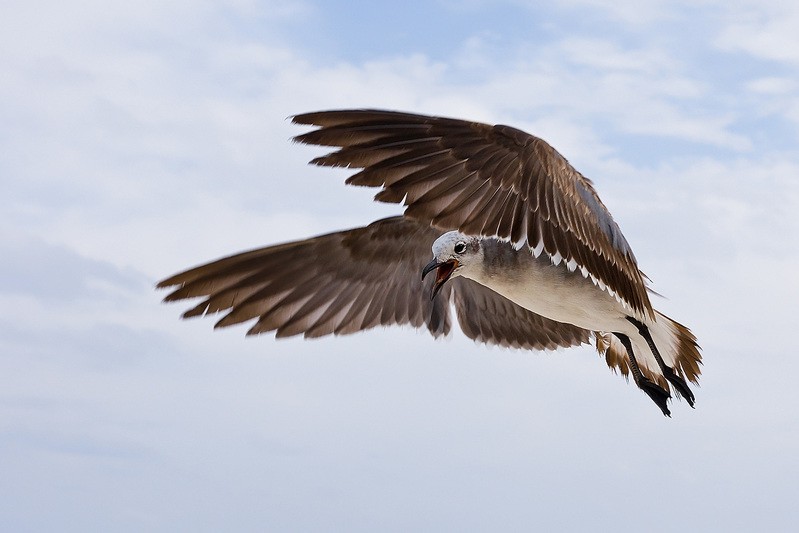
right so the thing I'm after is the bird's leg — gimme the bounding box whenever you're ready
[626,317,695,408]
[613,332,671,417]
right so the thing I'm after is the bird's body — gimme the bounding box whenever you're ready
[463,238,626,332]
[159,109,702,416]
[424,231,699,415]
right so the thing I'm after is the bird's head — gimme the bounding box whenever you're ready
[422,231,482,299]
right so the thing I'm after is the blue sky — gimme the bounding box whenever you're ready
[2,0,799,531]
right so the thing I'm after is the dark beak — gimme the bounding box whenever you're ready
[422,258,458,300]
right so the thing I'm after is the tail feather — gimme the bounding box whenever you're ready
[594,312,702,400]
[651,311,702,385]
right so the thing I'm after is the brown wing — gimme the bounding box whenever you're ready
[157,216,588,350]
[292,109,653,318]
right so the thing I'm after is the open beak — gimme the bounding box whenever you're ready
[421,258,458,300]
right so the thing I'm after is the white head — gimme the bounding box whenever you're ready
[422,231,483,299]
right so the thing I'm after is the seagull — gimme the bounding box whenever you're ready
[158,109,702,416]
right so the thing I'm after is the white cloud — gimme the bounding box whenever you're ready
[715,1,799,64]
[558,0,676,26]
[746,76,797,95]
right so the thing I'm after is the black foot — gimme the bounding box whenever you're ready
[662,366,695,408]
[614,331,672,417]
[626,316,695,409]
[640,378,672,417]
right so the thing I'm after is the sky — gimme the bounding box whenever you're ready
[2,0,798,531]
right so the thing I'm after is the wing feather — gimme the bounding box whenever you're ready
[158,217,588,350]
[293,110,653,317]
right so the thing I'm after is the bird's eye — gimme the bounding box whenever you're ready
[454,242,467,254]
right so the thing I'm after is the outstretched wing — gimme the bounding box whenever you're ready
[158,216,589,350]
[293,109,653,318]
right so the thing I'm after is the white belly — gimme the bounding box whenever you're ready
[465,256,632,333]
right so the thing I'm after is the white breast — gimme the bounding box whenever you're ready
[464,252,632,333]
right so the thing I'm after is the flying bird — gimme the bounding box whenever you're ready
[158,109,702,416]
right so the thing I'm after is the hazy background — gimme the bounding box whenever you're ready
[2,1,798,531]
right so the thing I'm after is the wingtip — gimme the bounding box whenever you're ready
[290,110,342,127]
[155,272,188,290]
[181,304,208,319]
[290,112,314,125]
[154,278,173,290]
